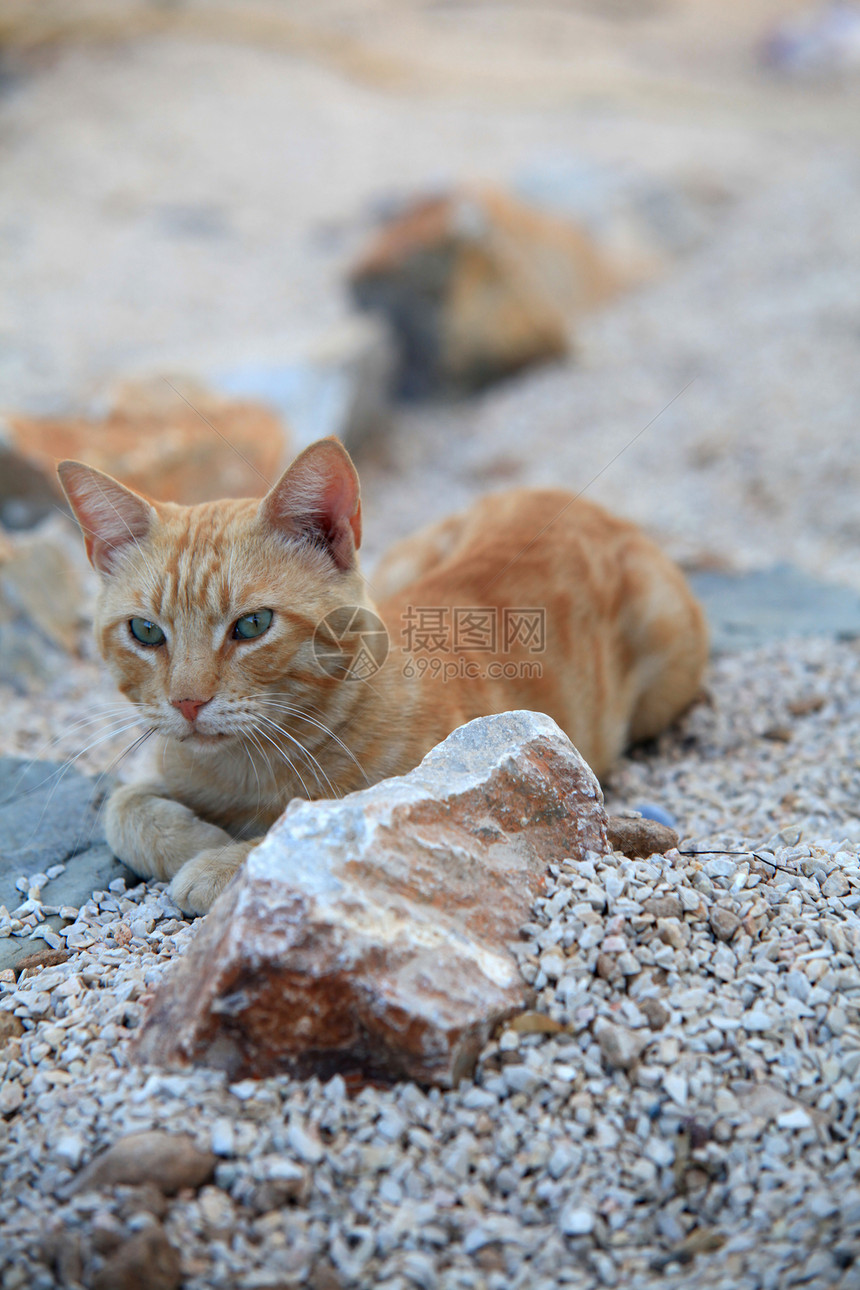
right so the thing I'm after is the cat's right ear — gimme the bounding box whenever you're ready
[57,462,156,575]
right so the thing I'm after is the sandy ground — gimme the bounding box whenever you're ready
[1,2,859,585]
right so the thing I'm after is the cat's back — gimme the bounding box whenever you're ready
[374,486,649,611]
[374,486,706,778]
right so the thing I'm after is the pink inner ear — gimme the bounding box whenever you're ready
[57,462,154,575]
[261,440,362,571]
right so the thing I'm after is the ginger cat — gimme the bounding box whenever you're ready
[58,439,707,914]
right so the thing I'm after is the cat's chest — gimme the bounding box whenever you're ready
[164,741,296,834]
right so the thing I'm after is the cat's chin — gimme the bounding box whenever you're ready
[177,729,234,749]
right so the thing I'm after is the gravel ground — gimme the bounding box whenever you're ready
[2,11,860,1288]
[1,636,859,1289]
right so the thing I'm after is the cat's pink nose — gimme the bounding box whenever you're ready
[172,697,212,724]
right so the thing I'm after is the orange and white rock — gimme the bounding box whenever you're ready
[134,711,609,1087]
[4,376,290,507]
[350,185,624,396]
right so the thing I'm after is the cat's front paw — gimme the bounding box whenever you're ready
[105,782,234,881]
[169,842,254,916]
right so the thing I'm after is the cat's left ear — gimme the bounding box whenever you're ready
[260,438,362,572]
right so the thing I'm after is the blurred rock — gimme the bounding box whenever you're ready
[607,814,679,859]
[4,376,290,506]
[350,185,623,397]
[134,711,609,1087]
[72,1131,217,1196]
[0,416,64,530]
[211,314,394,452]
[91,1224,181,1290]
[0,519,89,689]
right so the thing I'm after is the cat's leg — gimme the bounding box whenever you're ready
[105,780,234,884]
[169,840,261,916]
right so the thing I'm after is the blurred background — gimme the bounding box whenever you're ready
[1,0,860,696]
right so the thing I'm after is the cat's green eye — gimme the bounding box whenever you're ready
[129,617,166,647]
[232,608,273,641]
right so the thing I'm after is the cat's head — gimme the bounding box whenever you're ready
[58,438,372,747]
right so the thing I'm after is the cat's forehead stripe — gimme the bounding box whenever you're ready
[155,504,249,618]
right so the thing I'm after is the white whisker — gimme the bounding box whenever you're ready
[255,713,339,800]
[247,721,313,801]
[257,695,371,785]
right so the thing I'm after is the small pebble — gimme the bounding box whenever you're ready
[559,1205,595,1237]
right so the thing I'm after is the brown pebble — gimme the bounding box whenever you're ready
[14,947,69,977]
[308,1261,344,1290]
[607,815,679,860]
[595,953,622,983]
[509,1011,564,1035]
[115,1182,169,1221]
[92,1224,181,1290]
[72,1131,216,1197]
[474,1243,507,1272]
[250,1169,311,1212]
[0,1013,25,1045]
[657,917,688,950]
[762,725,792,743]
[643,894,684,921]
[595,1020,646,1070]
[787,695,825,717]
[639,998,670,1030]
[678,1227,727,1256]
[709,906,741,943]
[115,923,133,947]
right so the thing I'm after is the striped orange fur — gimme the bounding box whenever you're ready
[58,439,707,913]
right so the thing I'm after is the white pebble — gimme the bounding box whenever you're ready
[579,925,604,950]
[52,1134,85,1169]
[286,1119,324,1164]
[777,1108,813,1131]
[663,1072,688,1106]
[210,1118,236,1156]
[560,1205,594,1236]
[704,858,736,879]
[744,1009,774,1032]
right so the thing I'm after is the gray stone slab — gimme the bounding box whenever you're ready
[0,757,130,970]
[689,565,860,656]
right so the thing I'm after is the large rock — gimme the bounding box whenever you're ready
[0,756,131,972]
[350,185,623,397]
[3,376,290,509]
[135,711,608,1087]
[0,519,90,689]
